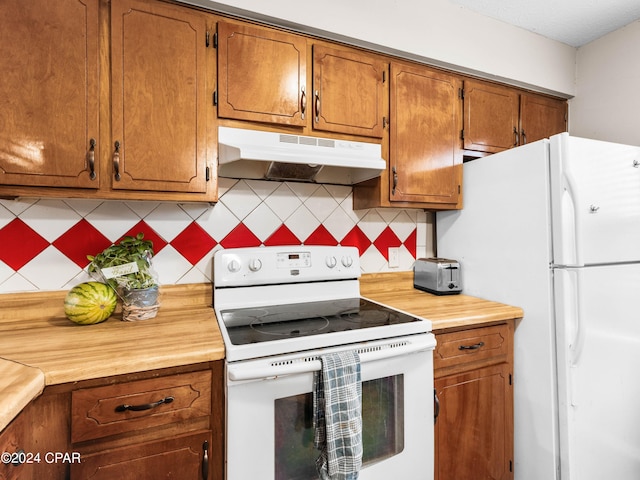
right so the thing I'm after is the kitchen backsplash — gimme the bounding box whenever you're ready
[0,178,433,293]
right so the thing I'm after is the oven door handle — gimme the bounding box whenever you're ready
[227,337,435,381]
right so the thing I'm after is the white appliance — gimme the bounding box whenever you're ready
[218,126,385,184]
[213,246,436,480]
[436,133,640,480]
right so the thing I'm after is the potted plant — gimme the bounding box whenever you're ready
[87,233,160,321]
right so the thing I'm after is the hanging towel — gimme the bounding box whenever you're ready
[313,350,363,480]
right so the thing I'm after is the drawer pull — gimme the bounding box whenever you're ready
[115,396,174,412]
[458,341,485,351]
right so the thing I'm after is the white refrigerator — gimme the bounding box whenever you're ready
[436,133,640,480]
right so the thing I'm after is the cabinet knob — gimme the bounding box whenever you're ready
[113,141,121,181]
[87,138,97,180]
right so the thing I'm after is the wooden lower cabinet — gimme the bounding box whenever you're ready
[71,430,212,480]
[433,322,514,480]
[0,362,224,480]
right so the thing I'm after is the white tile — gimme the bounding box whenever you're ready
[0,198,37,216]
[0,204,14,229]
[285,204,320,242]
[196,202,239,242]
[360,245,387,273]
[0,260,14,285]
[217,177,239,197]
[143,203,193,242]
[179,203,213,221]
[377,208,402,224]
[63,199,103,217]
[61,271,94,290]
[85,202,140,241]
[339,194,366,224]
[19,199,81,242]
[398,244,416,271]
[389,210,417,242]
[324,184,352,203]
[263,183,301,221]
[124,201,161,218]
[152,245,192,285]
[287,182,320,201]
[304,187,339,223]
[246,179,280,200]
[219,180,262,220]
[357,210,387,241]
[176,266,210,285]
[0,273,38,293]
[243,203,281,242]
[19,246,83,290]
[194,245,220,283]
[322,206,356,243]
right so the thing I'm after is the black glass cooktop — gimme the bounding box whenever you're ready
[220,297,421,346]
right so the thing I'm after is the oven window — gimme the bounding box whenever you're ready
[274,375,404,480]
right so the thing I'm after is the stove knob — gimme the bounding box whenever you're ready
[248,258,262,272]
[227,259,241,273]
[325,256,337,268]
[341,255,354,268]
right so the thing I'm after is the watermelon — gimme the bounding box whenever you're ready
[64,282,118,325]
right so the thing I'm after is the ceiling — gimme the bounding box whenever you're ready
[449,0,640,47]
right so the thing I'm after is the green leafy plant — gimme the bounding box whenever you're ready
[87,233,157,291]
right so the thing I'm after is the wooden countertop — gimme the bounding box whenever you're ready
[0,283,223,432]
[0,272,522,432]
[359,271,523,331]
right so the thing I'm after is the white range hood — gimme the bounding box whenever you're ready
[218,126,385,185]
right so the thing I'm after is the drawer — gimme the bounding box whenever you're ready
[434,323,511,373]
[72,370,211,443]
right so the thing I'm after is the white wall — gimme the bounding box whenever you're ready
[570,20,640,145]
[185,0,577,96]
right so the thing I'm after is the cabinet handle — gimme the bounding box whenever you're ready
[87,138,97,180]
[114,395,174,412]
[314,90,320,123]
[513,127,519,146]
[458,341,485,350]
[521,129,527,145]
[113,141,121,181]
[301,86,306,120]
[392,166,398,195]
[434,388,439,425]
[202,440,209,480]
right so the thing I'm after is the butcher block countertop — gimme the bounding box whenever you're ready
[0,283,223,432]
[359,271,524,331]
[0,272,522,432]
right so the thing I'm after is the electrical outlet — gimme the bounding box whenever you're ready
[388,247,400,268]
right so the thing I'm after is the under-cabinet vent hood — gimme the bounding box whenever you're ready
[218,126,385,185]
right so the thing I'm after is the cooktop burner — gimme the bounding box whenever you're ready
[220,297,420,346]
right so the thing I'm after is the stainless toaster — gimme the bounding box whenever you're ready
[414,258,462,295]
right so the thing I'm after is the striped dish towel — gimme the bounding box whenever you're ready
[313,350,363,480]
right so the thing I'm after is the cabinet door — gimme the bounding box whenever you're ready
[110,0,209,193]
[312,44,387,138]
[463,79,519,153]
[71,430,212,480]
[217,21,307,126]
[0,0,99,188]
[519,93,567,145]
[390,63,462,206]
[435,363,513,480]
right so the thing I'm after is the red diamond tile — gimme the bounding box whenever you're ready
[373,226,402,261]
[171,222,217,265]
[304,225,338,246]
[404,228,417,259]
[220,223,261,248]
[340,226,371,256]
[119,221,168,254]
[264,224,300,246]
[53,219,112,268]
[0,218,49,270]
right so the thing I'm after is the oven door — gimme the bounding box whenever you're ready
[225,334,436,480]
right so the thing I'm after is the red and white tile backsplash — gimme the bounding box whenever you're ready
[0,178,433,293]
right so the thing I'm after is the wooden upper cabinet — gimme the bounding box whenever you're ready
[312,44,387,138]
[0,0,99,188]
[389,62,462,206]
[110,0,209,193]
[217,20,307,126]
[463,79,520,153]
[519,93,567,145]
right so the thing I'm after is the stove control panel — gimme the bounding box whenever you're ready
[214,246,360,287]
